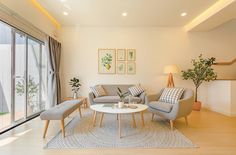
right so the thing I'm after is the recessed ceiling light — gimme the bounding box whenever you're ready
[122,12,128,17]
[63,11,68,16]
[60,0,67,2]
[181,12,187,17]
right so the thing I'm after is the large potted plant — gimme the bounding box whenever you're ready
[181,54,217,111]
[69,77,81,99]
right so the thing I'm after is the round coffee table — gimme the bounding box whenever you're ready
[90,104,148,138]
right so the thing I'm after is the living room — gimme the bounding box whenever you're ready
[0,0,236,155]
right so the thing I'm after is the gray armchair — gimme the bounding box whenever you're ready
[147,88,194,130]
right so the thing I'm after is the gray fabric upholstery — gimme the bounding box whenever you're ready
[40,100,82,120]
[147,88,194,120]
[89,84,147,105]
[148,101,173,113]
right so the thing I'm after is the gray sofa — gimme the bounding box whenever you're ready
[147,88,194,130]
[89,84,147,105]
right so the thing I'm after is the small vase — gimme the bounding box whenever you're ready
[73,92,77,99]
[193,101,202,111]
[118,102,124,108]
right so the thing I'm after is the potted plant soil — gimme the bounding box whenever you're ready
[181,54,217,111]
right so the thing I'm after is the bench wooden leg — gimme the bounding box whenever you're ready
[78,105,82,118]
[60,120,65,138]
[43,120,50,138]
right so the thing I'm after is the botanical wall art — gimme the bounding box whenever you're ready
[98,49,116,74]
[127,62,136,74]
[127,49,136,61]
[117,49,126,61]
[117,62,126,74]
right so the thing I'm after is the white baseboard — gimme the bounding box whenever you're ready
[203,105,233,117]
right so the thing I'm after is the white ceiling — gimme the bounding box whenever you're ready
[38,0,217,27]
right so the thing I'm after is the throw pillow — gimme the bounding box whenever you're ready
[90,85,107,97]
[159,87,185,104]
[128,85,145,96]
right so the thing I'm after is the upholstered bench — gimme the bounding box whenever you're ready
[40,100,83,138]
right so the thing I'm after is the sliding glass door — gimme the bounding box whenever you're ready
[27,38,41,116]
[14,31,26,121]
[0,21,47,132]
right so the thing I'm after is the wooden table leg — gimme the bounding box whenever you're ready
[141,111,145,127]
[78,105,82,118]
[100,113,104,127]
[132,113,137,128]
[118,114,121,138]
[93,111,97,127]
[151,113,155,121]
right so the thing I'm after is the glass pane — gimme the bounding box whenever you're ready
[27,38,40,116]
[41,45,47,110]
[0,22,12,131]
[14,32,26,121]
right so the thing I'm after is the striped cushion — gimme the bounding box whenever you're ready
[128,85,144,96]
[90,85,107,97]
[159,88,185,104]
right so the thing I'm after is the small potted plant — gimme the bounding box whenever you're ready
[117,87,129,108]
[181,54,217,111]
[69,77,81,99]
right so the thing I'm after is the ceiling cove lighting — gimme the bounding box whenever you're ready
[30,0,61,28]
[122,12,128,16]
[181,12,187,17]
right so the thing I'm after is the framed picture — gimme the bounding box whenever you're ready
[127,62,136,74]
[98,49,116,74]
[116,61,126,74]
[127,49,136,61]
[117,49,126,61]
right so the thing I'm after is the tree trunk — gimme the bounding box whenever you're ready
[195,87,198,102]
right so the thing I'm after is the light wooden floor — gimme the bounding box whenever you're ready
[0,108,236,155]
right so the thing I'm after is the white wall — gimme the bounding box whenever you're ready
[58,21,236,107]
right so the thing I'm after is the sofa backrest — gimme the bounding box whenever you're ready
[100,84,134,96]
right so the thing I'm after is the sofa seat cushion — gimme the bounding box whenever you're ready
[124,96,142,103]
[149,101,173,113]
[93,96,142,103]
[93,96,120,103]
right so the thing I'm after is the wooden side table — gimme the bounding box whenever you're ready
[64,97,88,108]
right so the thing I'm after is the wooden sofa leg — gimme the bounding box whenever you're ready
[43,120,50,138]
[60,120,65,138]
[151,113,155,121]
[170,120,174,131]
[184,116,188,126]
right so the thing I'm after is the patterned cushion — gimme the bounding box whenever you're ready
[128,85,145,96]
[159,88,185,104]
[90,85,107,97]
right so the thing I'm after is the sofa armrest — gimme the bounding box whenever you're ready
[139,92,147,104]
[88,92,96,105]
[172,95,194,119]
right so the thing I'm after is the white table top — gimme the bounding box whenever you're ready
[90,104,148,114]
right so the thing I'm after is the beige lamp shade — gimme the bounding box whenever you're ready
[164,65,179,74]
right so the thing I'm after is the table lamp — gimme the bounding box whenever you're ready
[164,65,179,87]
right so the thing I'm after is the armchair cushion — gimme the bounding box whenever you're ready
[159,87,185,104]
[149,101,173,113]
